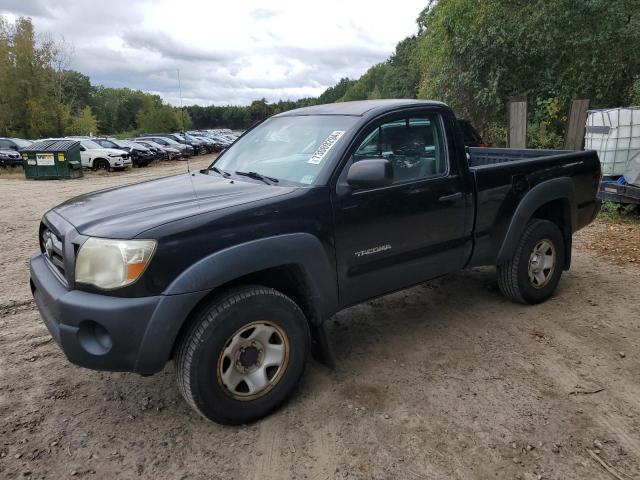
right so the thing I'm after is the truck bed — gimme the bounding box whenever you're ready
[465,147,601,268]
[467,147,574,167]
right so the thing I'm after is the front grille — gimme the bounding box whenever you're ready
[41,227,66,280]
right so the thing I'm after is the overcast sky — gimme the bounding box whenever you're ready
[0,0,425,106]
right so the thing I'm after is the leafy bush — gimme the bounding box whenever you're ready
[599,200,640,223]
[527,122,564,149]
[483,122,507,147]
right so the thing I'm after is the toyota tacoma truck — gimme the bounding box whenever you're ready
[30,100,601,425]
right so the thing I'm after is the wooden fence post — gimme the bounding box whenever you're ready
[508,97,528,148]
[565,99,590,150]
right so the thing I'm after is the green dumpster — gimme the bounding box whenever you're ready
[22,139,83,180]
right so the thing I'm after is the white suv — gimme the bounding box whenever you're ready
[76,139,132,171]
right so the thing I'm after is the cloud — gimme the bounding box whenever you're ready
[0,0,55,18]
[249,8,280,20]
[122,31,236,63]
[0,0,425,106]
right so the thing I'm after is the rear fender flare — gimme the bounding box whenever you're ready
[496,177,576,265]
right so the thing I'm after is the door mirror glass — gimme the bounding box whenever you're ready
[347,159,393,189]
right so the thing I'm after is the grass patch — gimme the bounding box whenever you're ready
[598,200,640,225]
[0,166,26,179]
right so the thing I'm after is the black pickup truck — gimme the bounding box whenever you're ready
[30,100,601,424]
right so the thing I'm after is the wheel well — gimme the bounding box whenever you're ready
[170,264,318,359]
[531,198,572,269]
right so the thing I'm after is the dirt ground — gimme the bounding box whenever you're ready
[1,158,639,480]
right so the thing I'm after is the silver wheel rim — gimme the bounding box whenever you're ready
[528,239,556,289]
[217,321,289,401]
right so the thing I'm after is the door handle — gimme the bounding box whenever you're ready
[438,192,463,202]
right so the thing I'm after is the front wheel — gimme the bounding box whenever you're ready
[93,159,110,171]
[497,219,565,304]
[175,285,310,425]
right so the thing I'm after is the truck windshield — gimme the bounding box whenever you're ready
[212,115,357,185]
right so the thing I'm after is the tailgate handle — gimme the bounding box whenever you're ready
[438,192,463,203]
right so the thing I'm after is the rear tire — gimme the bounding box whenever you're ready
[497,219,565,304]
[175,285,310,425]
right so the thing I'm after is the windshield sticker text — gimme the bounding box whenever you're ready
[308,130,345,165]
[300,175,315,184]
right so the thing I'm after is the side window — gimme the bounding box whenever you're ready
[0,140,11,149]
[353,115,448,184]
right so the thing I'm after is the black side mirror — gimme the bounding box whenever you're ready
[347,158,393,189]
[79,146,86,151]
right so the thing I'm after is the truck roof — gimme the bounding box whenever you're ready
[275,99,447,117]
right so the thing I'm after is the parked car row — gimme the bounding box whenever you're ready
[188,129,241,151]
[0,130,241,173]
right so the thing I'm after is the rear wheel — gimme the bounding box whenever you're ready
[497,219,565,304]
[176,285,309,425]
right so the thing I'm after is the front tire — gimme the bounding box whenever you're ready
[175,285,310,425]
[93,159,110,171]
[497,219,565,304]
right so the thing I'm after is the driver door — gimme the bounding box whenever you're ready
[332,111,471,307]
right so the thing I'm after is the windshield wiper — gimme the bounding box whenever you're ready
[234,171,279,184]
[208,166,231,177]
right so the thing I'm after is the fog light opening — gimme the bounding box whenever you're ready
[77,320,113,356]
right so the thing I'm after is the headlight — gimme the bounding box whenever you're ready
[75,238,156,290]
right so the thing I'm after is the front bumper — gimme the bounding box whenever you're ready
[109,157,132,169]
[30,251,206,374]
[0,156,22,167]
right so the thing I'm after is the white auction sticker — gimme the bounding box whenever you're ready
[308,131,345,165]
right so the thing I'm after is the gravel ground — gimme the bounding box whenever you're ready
[1,158,639,480]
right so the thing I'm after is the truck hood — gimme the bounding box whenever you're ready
[51,172,296,238]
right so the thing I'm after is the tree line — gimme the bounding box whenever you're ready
[2,1,640,145]
[0,16,191,139]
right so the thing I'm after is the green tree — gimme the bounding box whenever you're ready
[137,104,180,133]
[66,105,98,135]
[318,78,355,103]
[0,16,15,135]
[415,0,640,135]
[175,108,192,131]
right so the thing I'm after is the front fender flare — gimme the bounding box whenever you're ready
[163,233,338,319]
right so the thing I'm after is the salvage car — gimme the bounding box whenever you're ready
[0,148,23,167]
[77,139,131,170]
[0,137,33,152]
[30,100,601,425]
[137,136,193,158]
[90,138,154,167]
[145,133,201,155]
[134,139,181,160]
